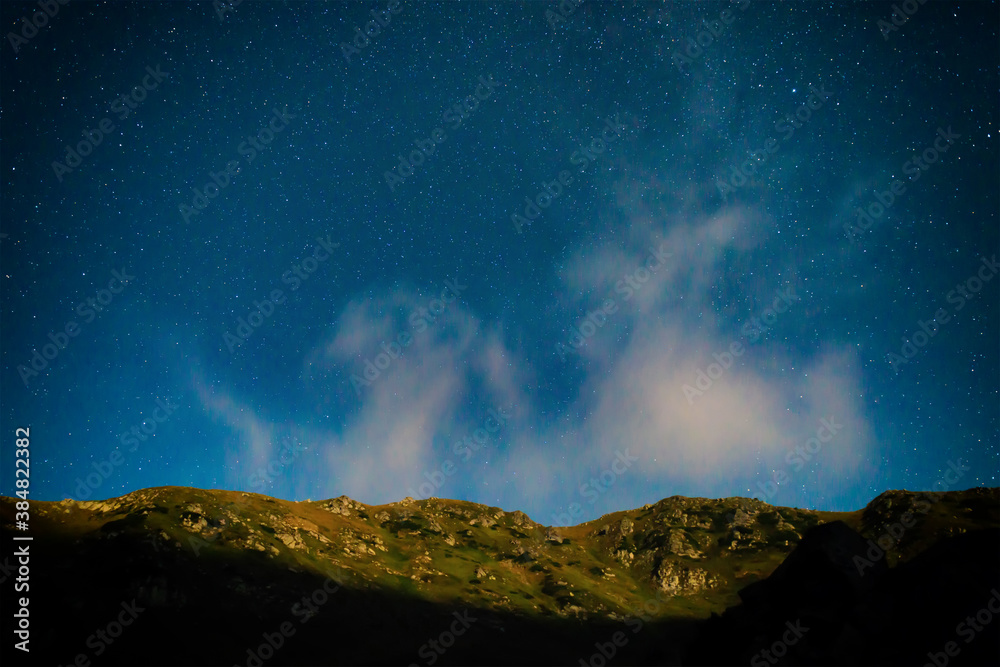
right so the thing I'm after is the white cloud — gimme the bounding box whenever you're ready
[193,153,877,523]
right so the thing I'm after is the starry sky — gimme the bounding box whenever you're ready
[2,0,997,525]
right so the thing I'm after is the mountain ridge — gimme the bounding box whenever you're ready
[2,485,997,665]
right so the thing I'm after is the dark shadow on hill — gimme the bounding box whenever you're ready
[0,524,699,667]
[686,520,1000,666]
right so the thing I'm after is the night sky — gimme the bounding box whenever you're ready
[2,0,997,526]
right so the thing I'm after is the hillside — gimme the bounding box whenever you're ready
[1,486,997,665]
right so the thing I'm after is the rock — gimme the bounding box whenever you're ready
[478,515,497,528]
[181,513,208,533]
[597,518,634,540]
[322,495,365,517]
[728,508,756,528]
[614,549,634,564]
[722,509,767,551]
[654,559,717,596]
[514,548,535,564]
[277,532,305,550]
[774,514,801,543]
[665,510,714,529]
[76,500,120,513]
[667,529,704,559]
[340,529,385,558]
[509,510,532,527]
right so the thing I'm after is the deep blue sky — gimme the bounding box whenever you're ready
[2,0,997,525]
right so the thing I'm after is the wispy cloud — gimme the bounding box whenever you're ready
[193,152,877,522]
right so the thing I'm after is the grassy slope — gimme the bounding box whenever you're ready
[2,486,997,625]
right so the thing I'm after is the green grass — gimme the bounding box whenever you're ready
[7,485,998,627]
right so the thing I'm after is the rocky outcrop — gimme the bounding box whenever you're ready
[63,499,122,513]
[653,559,718,596]
[470,515,497,528]
[277,531,305,550]
[667,529,704,559]
[721,508,767,552]
[509,510,533,528]
[181,512,209,532]
[613,548,634,565]
[660,504,714,529]
[339,528,387,558]
[4,486,998,667]
[320,495,366,517]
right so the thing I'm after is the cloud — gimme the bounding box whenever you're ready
[475,168,877,518]
[194,157,877,522]
[294,283,527,504]
[193,375,280,484]
[320,356,465,502]
[318,288,417,362]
